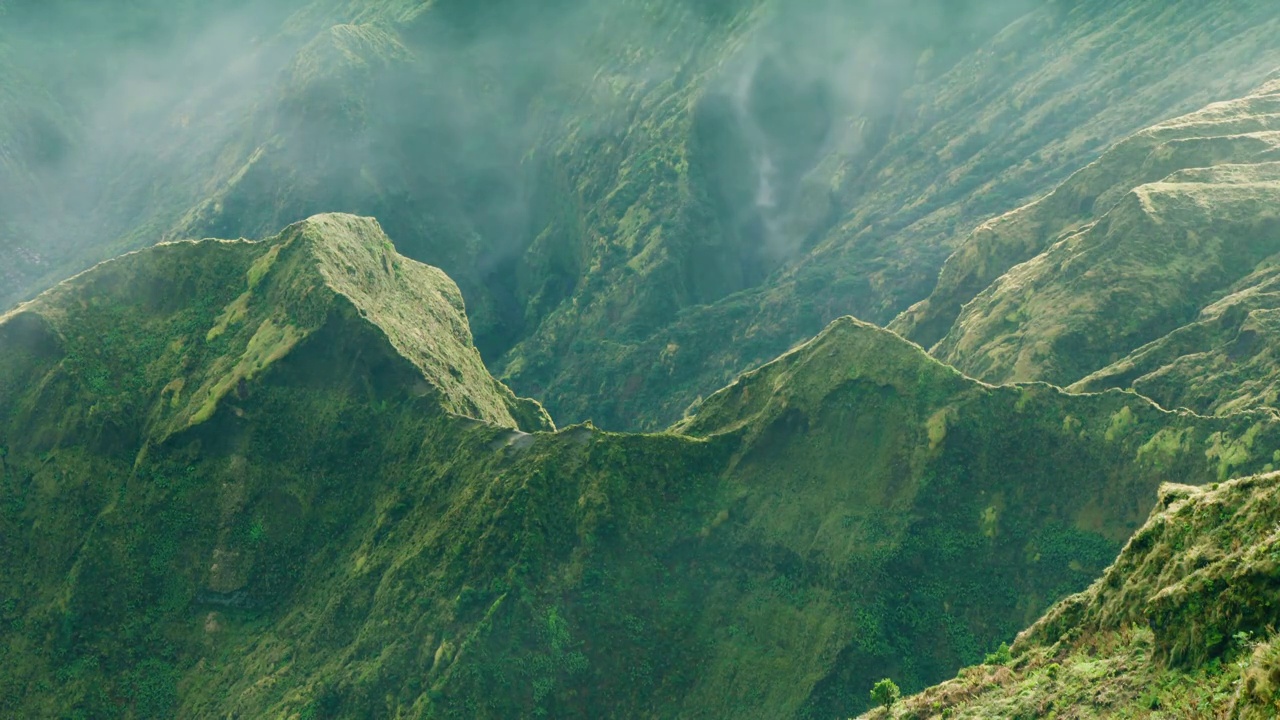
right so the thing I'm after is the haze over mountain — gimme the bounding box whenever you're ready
[5,1,1280,718]
[6,0,1280,430]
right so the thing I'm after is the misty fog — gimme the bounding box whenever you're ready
[4,0,1279,430]
[0,0,1032,324]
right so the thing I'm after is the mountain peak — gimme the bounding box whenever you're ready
[0,213,551,452]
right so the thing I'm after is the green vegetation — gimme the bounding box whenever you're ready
[5,215,1280,716]
[983,643,1012,667]
[909,78,1280,395]
[850,78,1280,720]
[1073,257,1280,417]
[870,678,901,709]
[492,0,1280,430]
[7,2,1280,718]
[861,474,1280,719]
[6,0,1280,433]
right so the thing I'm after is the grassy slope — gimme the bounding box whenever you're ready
[893,75,1280,350]
[495,0,1280,430]
[1072,259,1280,416]
[4,216,1280,717]
[862,474,1280,719]
[922,80,1280,387]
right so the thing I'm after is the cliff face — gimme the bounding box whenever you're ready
[3,215,1274,718]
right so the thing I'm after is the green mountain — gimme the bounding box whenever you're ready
[6,0,1280,431]
[863,77,1280,720]
[11,3,1280,719]
[4,214,1277,718]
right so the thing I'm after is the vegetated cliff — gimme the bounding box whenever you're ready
[3,215,1279,718]
[6,0,1280,431]
[904,79,1280,393]
[859,473,1280,719]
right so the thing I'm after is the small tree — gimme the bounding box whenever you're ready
[984,642,1013,666]
[870,678,901,710]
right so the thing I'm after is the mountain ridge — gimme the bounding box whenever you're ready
[7,2,1280,716]
[6,215,1280,716]
[7,0,1280,432]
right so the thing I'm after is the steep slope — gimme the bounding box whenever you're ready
[1,213,550,437]
[496,0,1280,429]
[861,473,1280,719]
[894,76,1280,349]
[4,216,1280,718]
[7,1,1280,432]
[1072,263,1280,416]
[914,79,1280,388]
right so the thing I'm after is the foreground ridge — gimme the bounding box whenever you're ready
[863,472,1280,718]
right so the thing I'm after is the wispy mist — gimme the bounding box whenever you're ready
[0,0,1041,357]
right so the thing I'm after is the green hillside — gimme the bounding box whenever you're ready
[1072,259,1280,417]
[862,75,1280,720]
[4,215,1276,717]
[493,0,1280,429]
[862,473,1280,719]
[9,2,1280,718]
[914,80,1280,389]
